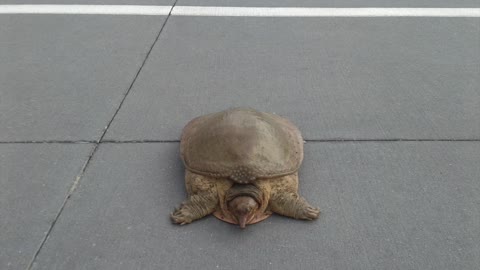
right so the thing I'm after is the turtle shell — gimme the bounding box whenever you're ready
[180,108,303,184]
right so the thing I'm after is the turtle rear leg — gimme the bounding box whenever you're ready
[268,174,320,220]
[171,171,219,225]
[270,193,320,220]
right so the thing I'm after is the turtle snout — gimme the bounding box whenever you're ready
[227,196,259,229]
[238,215,248,229]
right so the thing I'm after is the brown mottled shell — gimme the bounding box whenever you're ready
[180,108,303,184]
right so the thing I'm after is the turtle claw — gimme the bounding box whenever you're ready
[171,208,193,225]
[300,206,320,221]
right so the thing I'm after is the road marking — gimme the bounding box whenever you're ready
[0,5,171,15]
[172,7,480,17]
[0,5,479,17]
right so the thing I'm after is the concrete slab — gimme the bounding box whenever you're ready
[178,0,480,8]
[105,17,480,141]
[0,143,94,270]
[31,142,480,270]
[0,15,167,141]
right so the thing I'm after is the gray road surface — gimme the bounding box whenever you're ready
[0,1,479,270]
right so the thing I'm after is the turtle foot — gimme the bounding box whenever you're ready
[298,205,320,220]
[171,207,194,225]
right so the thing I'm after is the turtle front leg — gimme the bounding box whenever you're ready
[269,193,320,220]
[171,191,218,225]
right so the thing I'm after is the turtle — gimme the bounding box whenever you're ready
[171,108,320,228]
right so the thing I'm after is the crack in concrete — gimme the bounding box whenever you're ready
[25,2,179,269]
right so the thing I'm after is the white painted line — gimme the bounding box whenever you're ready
[1,5,479,17]
[172,7,480,17]
[0,5,172,15]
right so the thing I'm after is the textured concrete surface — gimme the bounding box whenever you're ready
[30,143,480,270]
[0,15,167,141]
[104,17,480,141]
[1,1,479,270]
[0,144,94,270]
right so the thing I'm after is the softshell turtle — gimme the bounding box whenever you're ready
[171,108,320,228]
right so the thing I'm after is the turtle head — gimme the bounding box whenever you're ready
[227,196,259,229]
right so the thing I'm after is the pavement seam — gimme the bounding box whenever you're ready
[304,139,480,142]
[2,139,479,144]
[101,139,480,143]
[25,145,97,270]
[25,2,179,269]
[0,140,96,144]
[96,1,177,144]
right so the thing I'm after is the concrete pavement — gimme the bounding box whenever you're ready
[0,1,479,270]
